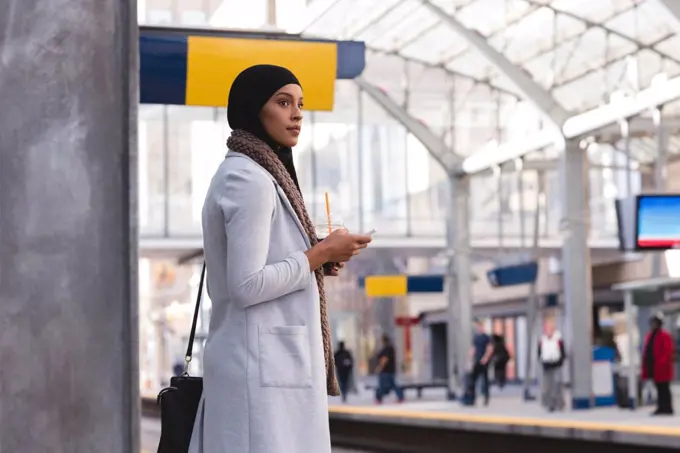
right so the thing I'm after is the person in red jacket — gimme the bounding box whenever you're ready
[641,313,674,415]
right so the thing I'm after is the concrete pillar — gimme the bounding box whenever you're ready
[559,139,594,409]
[0,1,139,452]
[446,175,473,399]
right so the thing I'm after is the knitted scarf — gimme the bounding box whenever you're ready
[227,129,340,396]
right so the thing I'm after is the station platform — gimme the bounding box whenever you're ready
[327,385,680,449]
[141,417,365,453]
[142,384,680,451]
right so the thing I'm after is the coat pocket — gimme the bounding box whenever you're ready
[258,325,313,388]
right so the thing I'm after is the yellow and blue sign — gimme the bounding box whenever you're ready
[360,275,445,297]
[139,26,365,111]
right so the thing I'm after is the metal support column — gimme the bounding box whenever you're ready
[357,85,365,232]
[624,289,638,409]
[559,139,594,409]
[0,0,139,452]
[446,174,473,400]
[651,107,666,277]
[620,119,632,197]
[523,169,543,401]
[495,166,504,255]
[310,111,318,221]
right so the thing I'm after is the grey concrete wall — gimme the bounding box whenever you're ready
[0,1,139,452]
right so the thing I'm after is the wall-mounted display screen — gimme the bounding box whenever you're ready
[636,195,680,249]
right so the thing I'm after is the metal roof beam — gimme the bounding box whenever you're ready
[355,77,460,172]
[420,0,571,129]
[462,77,680,174]
[659,0,680,27]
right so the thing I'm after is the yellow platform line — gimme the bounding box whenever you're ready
[328,405,680,438]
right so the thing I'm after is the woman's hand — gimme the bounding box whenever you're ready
[305,229,372,272]
[322,228,372,263]
[324,262,345,277]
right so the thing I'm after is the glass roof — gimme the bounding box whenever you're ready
[304,0,680,140]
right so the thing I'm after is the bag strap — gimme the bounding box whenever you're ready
[184,261,206,375]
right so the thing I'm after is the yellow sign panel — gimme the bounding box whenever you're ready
[186,37,337,110]
[365,275,408,297]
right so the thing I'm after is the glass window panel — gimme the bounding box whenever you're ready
[369,4,439,51]
[494,7,556,62]
[166,106,217,236]
[408,151,448,236]
[355,0,423,44]
[299,0,361,37]
[292,81,360,232]
[207,0,266,30]
[551,0,635,23]
[668,136,680,160]
[522,51,556,88]
[363,52,407,105]
[406,65,452,116]
[606,32,642,62]
[655,35,680,62]
[501,99,543,141]
[291,112,314,207]
[557,29,639,85]
[139,105,167,236]
[486,73,522,96]
[445,48,496,80]
[307,0,401,39]
[664,98,680,118]
[558,28,609,79]
[603,57,633,97]
[430,0,473,14]
[147,9,173,25]
[452,77,479,109]
[400,23,463,64]
[553,9,589,42]
[636,49,663,89]
[457,0,532,36]
[358,92,409,236]
[604,3,675,46]
[181,10,207,26]
[453,87,498,157]
[553,69,611,111]
[469,172,500,239]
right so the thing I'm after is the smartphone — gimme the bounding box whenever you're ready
[364,228,377,236]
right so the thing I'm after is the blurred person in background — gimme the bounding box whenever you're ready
[467,319,493,406]
[190,64,373,453]
[641,312,674,415]
[491,334,510,390]
[374,334,405,404]
[538,320,565,412]
[334,341,354,403]
[613,315,640,408]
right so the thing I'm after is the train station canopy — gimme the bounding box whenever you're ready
[298,0,680,171]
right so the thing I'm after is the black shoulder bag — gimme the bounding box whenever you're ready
[156,262,206,453]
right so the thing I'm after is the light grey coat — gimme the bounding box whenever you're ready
[188,151,332,453]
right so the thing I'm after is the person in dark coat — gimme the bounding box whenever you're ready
[491,334,510,389]
[334,341,354,403]
[641,312,674,415]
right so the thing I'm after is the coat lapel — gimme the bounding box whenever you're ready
[226,151,311,248]
[273,184,311,248]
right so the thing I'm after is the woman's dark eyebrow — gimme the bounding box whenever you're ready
[275,92,303,102]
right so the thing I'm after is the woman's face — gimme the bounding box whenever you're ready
[259,83,304,148]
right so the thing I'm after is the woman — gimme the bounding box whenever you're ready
[189,65,373,453]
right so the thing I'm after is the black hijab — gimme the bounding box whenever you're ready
[227,64,302,191]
